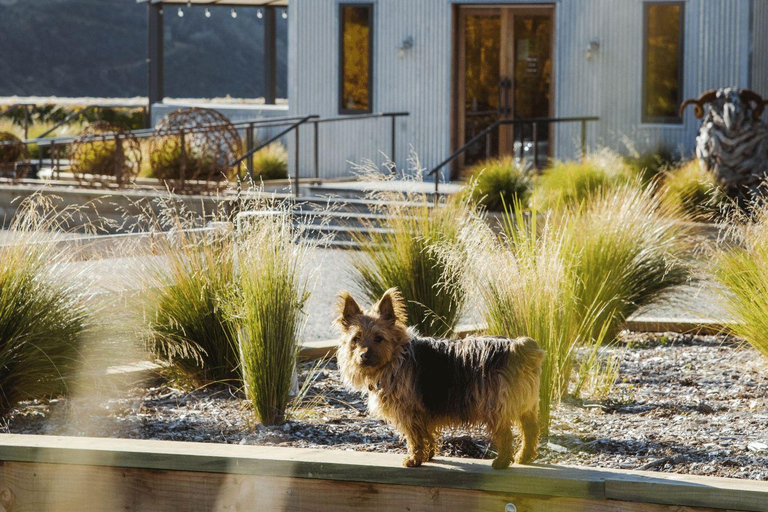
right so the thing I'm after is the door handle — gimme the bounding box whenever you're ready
[498,78,512,116]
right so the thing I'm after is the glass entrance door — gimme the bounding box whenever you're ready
[456,6,553,172]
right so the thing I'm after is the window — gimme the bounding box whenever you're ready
[642,2,685,123]
[340,4,373,113]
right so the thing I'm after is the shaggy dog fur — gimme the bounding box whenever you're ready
[334,288,545,469]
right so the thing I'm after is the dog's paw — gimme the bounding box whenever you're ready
[514,449,538,465]
[492,457,511,470]
[402,456,423,468]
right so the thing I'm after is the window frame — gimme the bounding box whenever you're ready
[641,1,686,125]
[339,3,374,115]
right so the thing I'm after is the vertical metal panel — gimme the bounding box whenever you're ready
[290,0,755,179]
[753,0,768,98]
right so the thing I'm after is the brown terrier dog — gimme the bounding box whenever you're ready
[335,288,545,469]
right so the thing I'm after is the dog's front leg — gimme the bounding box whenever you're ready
[401,421,430,467]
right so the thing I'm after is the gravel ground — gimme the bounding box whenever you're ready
[3,332,766,480]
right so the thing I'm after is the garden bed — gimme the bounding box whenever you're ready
[3,332,766,482]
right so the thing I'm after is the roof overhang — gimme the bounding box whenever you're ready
[138,0,288,7]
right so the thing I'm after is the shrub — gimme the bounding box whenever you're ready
[458,207,598,435]
[533,151,637,210]
[0,197,89,413]
[562,185,691,343]
[713,206,768,359]
[458,185,690,431]
[624,145,677,184]
[352,197,470,337]
[143,227,239,385]
[252,143,288,181]
[659,160,727,220]
[231,211,311,425]
[461,157,531,212]
[149,143,218,182]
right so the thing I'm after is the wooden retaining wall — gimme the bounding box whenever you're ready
[0,435,765,512]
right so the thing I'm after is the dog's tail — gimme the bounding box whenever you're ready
[515,337,546,369]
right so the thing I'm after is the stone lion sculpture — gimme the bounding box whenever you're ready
[680,88,768,202]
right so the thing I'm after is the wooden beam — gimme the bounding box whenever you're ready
[0,435,765,512]
[0,461,753,512]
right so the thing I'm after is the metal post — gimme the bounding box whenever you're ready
[179,129,186,190]
[580,119,587,158]
[313,121,319,179]
[434,166,439,194]
[532,122,539,170]
[51,141,57,178]
[390,115,396,173]
[147,2,164,122]
[293,126,300,197]
[23,105,29,140]
[246,124,254,182]
[518,122,525,164]
[263,6,277,104]
[485,131,491,160]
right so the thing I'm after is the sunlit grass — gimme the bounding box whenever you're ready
[142,227,239,385]
[659,160,727,220]
[713,205,768,359]
[230,210,312,425]
[352,195,470,337]
[252,143,288,181]
[0,196,90,413]
[561,185,692,344]
[532,150,638,210]
[460,156,531,212]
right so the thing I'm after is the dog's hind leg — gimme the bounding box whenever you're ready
[424,427,438,461]
[490,420,513,470]
[515,409,540,464]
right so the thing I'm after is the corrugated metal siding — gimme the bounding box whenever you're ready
[290,0,753,179]
[753,0,768,98]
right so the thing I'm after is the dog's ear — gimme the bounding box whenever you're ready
[376,288,407,326]
[335,291,362,330]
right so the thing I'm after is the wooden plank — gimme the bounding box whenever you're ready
[0,435,766,511]
[0,461,752,512]
[623,317,736,336]
[0,435,601,500]
[605,476,768,512]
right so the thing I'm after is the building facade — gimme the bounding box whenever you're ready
[288,0,768,181]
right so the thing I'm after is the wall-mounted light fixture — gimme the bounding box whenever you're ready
[398,36,414,58]
[586,40,600,61]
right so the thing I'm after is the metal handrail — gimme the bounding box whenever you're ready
[230,115,319,194]
[428,116,600,193]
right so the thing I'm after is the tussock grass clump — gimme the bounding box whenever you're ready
[143,227,239,385]
[461,157,531,212]
[455,185,690,432]
[352,195,470,338]
[533,151,637,210]
[232,211,312,425]
[457,207,594,434]
[0,197,90,413]
[562,185,691,343]
[659,160,727,220]
[252,143,288,181]
[713,206,768,359]
[624,145,676,184]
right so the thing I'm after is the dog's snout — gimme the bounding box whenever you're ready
[359,350,372,365]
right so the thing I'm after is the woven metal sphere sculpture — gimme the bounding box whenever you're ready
[69,122,142,188]
[0,131,30,182]
[149,107,242,193]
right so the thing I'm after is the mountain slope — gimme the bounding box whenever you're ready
[0,0,287,99]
